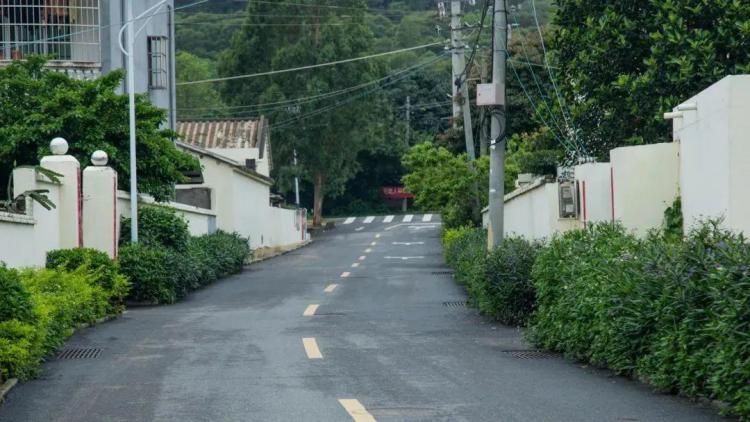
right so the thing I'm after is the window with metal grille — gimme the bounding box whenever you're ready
[0,0,100,63]
[147,35,168,89]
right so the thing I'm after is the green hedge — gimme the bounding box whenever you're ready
[120,206,190,251]
[120,230,250,304]
[0,266,112,380]
[528,222,750,418]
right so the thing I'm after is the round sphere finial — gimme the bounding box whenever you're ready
[50,137,69,155]
[91,150,108,166]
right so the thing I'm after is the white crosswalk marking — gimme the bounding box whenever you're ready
[363,216,375,224]
[403,214,414,222]
[422,214,433,222]
[383,215,394,223]
[343,217,355,225]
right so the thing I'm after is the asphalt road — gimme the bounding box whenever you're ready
[0,215,728,421]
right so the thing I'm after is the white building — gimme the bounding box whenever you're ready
[0,0,177,127]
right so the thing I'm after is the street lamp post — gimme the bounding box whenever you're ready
[118,0,170,243]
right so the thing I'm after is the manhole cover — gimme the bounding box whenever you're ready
[56,348,102,359]
[442,301,467,308]
[501,350,557,359]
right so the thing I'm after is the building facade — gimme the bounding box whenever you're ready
[0,0,176,128]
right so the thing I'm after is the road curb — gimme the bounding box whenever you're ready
[0,378,17,402]
[249,240,313,264]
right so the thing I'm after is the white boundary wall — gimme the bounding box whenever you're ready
[575,163,612,225]
[117,191,217,238]
[675,75,750,234]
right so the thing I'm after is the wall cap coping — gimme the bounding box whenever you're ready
[0,210,35,225]
[116,190,216,217]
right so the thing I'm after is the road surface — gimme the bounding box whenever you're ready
[0,214,726,421]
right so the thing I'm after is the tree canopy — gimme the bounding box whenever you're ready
[0,58,198,201]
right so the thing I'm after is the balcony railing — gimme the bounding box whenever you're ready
[0,0,100,64]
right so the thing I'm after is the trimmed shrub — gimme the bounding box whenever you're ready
[120,206,190,251]
[528,221,750,418]
[46,248,130,310]
[442,227,487,286]
[477,237,541,326]
[0,266,34,323]
[119,243,178,304]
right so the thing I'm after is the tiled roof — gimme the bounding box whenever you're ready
[176,118,268,157]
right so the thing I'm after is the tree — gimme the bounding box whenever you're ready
[0,58,198,201]
[219,0,388,225]
[175,51,226,120]
[553,0,750,159]
[402,142,489,228]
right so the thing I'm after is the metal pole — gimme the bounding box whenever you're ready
[488,0,507,249]
[127,0,138,243]
[405,95,411,146]
[293,149,300,207]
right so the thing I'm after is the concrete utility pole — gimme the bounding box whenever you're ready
[450,1,476,162]
[293,149,300,207]
[479,51,489,156]
[405,96,411,146]
[487,0,507,249]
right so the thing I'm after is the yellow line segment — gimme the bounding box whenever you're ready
[324,284,338,293]
[351,262,360,268]
[303,338,323,359]
[358,255,366,261]
[338,399,377,422]
[303,304,319,316]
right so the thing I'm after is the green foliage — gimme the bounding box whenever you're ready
[553,0,750,158]
[402,142,489,228]
[442,227,487,287]
[0,266,34,323]
[119,231,250,305]
[175,51,226,119]
[46,248,130,311]
[663,196,684,240]
[0,267,112,380]
[479,237,541,326]
[0,57,199,201]
[528,221,750,418]
[120,206,191,252]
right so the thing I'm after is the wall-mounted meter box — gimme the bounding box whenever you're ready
[476,83,505,106]
[558,181,579,219]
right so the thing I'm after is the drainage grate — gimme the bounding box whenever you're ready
[501,350,557,359]
[56,348,102,360]
[442,301,467,308]
[431,271,454,276]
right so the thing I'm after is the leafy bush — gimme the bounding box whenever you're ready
[478,237,541,326]
[46,248,130,310]
[0,266,34,323]
[0,268,111,380]
[119,231,250,304]
[442,227,487,286]
[528,221,750,418]
[120,206,190,251]
[119,243,179,304]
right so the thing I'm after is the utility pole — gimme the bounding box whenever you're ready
[479,51,489,156]
[293,149,300,207]
[450,1,476,162]
[487,0,507,249]
[405,96,411,147]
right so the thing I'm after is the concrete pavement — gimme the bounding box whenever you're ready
[0,216,727,421]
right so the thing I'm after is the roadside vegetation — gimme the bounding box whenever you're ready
[442,221,750,419]
[0,206,250,384]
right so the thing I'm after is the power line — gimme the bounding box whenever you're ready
[237,0,407,15]
[178,56,447,113]
[177,42,444,86]
[176,22,347,27]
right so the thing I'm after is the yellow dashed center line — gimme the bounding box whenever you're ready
[375,233,381,239]
[341,272,351,278]
[364,248,372,253]
[324,284,338,293]
[351,262,360,268]
[370,241,377,246]
[338,399,377,422]
[358,255,366,261]
[303,304,319,316]
[303,338,323,359]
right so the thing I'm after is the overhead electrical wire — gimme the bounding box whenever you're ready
[177,42,445,86]
[457,0,491,87]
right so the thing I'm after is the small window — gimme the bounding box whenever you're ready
[147,36,168,89]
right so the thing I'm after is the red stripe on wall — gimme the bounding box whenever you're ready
[77,168,83,247]
[610,167,615,222]
[582,180,588,227]
[113,175,118,258]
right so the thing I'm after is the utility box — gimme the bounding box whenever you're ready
[476,83,505,106]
